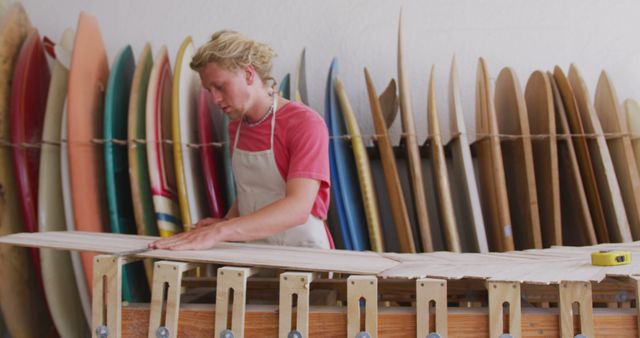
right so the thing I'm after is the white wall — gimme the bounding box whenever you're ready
[19,0,640,143]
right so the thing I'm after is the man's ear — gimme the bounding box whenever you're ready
[245,65,256,85]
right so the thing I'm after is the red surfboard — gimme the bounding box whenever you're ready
[198,88,225,218]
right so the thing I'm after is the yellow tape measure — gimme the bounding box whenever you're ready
[591,250,631,266]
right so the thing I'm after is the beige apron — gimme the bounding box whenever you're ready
[231,96,330,249]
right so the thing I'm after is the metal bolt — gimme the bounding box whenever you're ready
[288,330,303,338]
[499,334,513,338]
[220,329,234,338]
[95,325,108,338]
[284,276,288,281]
[427,333,441,338]
[156,326,170,338]
[574,335,587,338]
[356,332,371,338]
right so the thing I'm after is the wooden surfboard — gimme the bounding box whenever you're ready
[67,11,111,291]
[10,29,50,283]
[594,71,640,240]
[426,65,461,252]
[324,59,369,251]
[364,68,415,253]
[447,57,488,253]
[61,99,92,325]
[334,77,384,252]
[494,67,542,250]
[173,36,208,228]
[624,98,640,181]
[104,45,150,302]
[568,64,632,243]
[397,12,431,252]
[38,28,89,338]
[198,88,225,218]
[552,66,608,243]
[524,71,561,247]
[147,46,182,237]
[474,58,514,252]
[547,72,596,246]
[294,48,309,104]
[278,73,291,100]
[0,3,55,338]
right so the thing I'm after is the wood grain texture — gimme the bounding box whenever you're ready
[474,58,514,252]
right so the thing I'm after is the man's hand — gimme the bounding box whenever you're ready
[149,222,226,250]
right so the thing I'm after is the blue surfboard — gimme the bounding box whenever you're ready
[324,58,370,251]
[104,45,149,302]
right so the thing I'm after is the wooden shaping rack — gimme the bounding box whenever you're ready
[0,231,639,337]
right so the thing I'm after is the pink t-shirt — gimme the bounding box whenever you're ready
[229,101,331,219]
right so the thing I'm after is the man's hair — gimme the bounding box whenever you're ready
[190,30,276,87]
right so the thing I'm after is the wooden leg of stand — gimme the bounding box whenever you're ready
[279,272,314,338]
[487,280,521,338]
[215,267,256,338]
[147,261,198,338]
[347,275,378,338]
[559,281,594,338]
[416,278,447,338]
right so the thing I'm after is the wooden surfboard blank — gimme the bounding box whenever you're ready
[0,3,55,338]
[568,64,632,243]
[364,68,415,253]
[494,67,542,250]
[552,67,608,243]
[38,28,89,338]
[397,13,431,252]
[594,71,640,240]
[474,58,514,252]
[624,99,640,181]
[547,72,596,246]
[524,71,561,247]
[427,65,460,252]
[448,57,488,253]
[335,77,384,252]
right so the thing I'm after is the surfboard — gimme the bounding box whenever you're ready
[624,99,640,181]
[426,65,461,252]
[494,67,542,250]
[397,12,431,252]
[38,28,89,338]
[294,48,309,104]
[568,64,632,243]
[198,88,226,218]
[547,72,596,246]
[594,71,640,240]
[61,99,92,326]
[104,45,150,302]
[334,77,384,252]
[552,66,608,243]
[447,57,488,253]
[364,68,415,253]
[173,36,208,228]
[147,46,182,237]
[221,114,236,210]
[524,71,561,247]
[278,73,291,100]
[0,3,55,337]
[67,11,111,291]
[10,28,50,284]
[127,43,158,284]
[474,58,514,252]
[324,59,369,251]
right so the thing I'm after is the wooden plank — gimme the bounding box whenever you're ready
[215,267,256,338]
[559,281,594,338]
[474,58,515,252]
[594,71,640,241]
[448,56,488,253]
[553,66,609,243]
[348,275,378,338]
[427,65,461,253]
[547,72,597,246]
[148,261,198,338]
[525,71,562,247]
[416,278,447,338]
[121,305,639,337]
[487,281,521,338]
[633,275,640,338]
[495,67,542,250]
[397,12,432,252]
[568,64,632,243]
[279,272,313,338]
[624,99,640,190]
